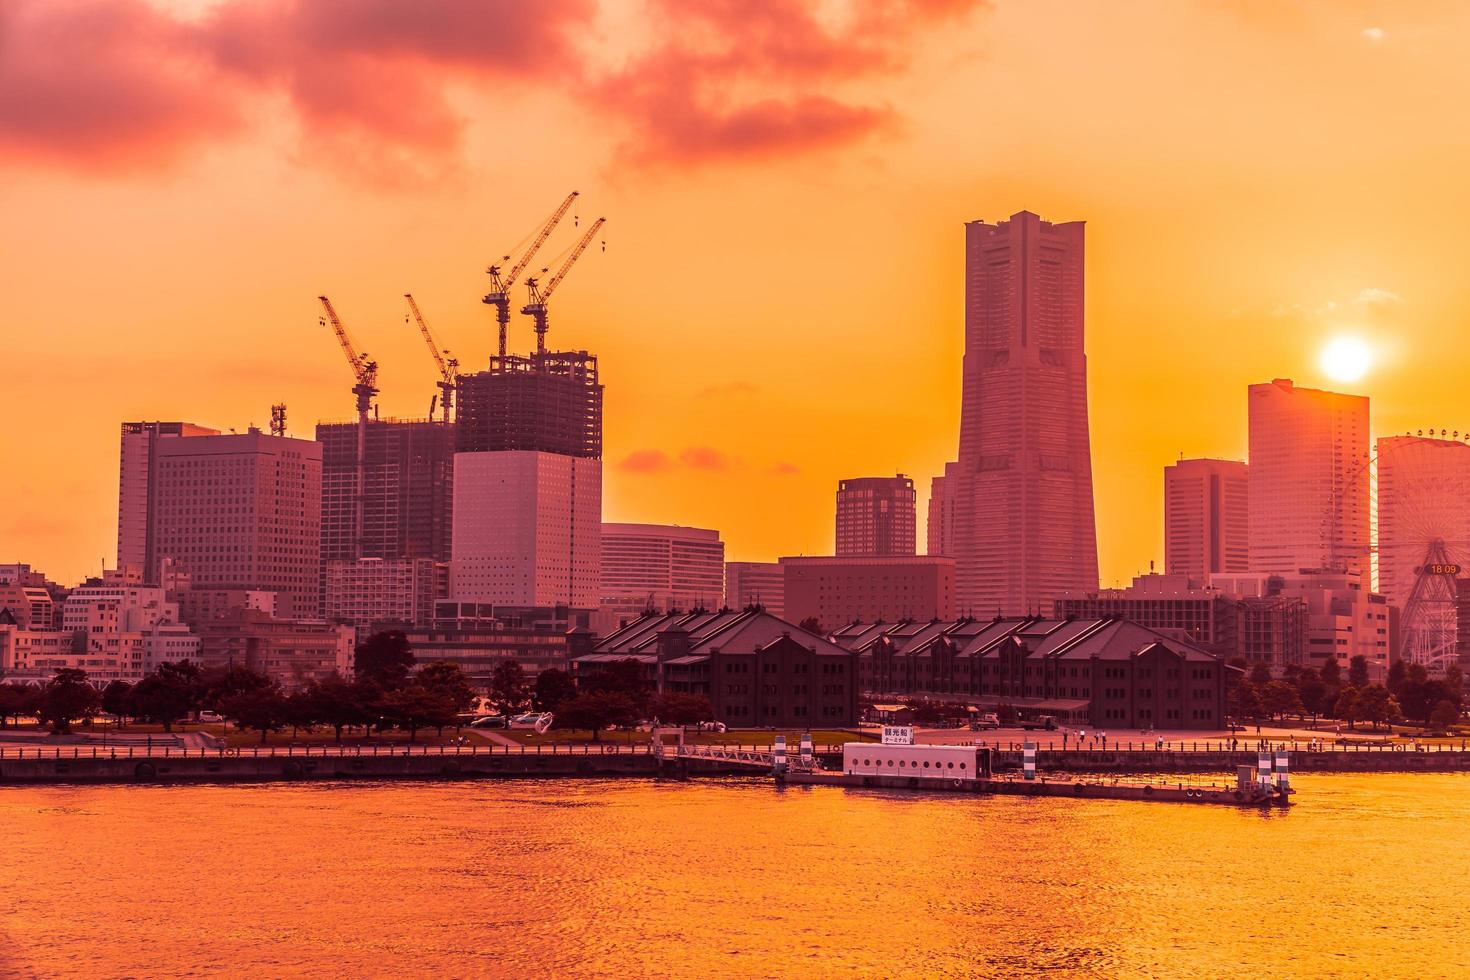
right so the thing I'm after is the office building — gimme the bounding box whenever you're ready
[1164,458,1249,578]
[725,561,785,618]
[194,609,353,690]
[455,352,602,457]
[117,425,322,619]
[325,557,446,632]
[931,210,1098,616]
[1247,379,1370,577]
[117,421,221,578]
[835,475,916,557]
[781,555,955,630]
[600,523,725,623]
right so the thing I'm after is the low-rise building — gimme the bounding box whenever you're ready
[325,558,446,632]
[830,617,1240,731]
[404,628,572,690]
[574,610,860,727]
[173,588,279,627]
[194,610,353,690]
[781,555,955,630]
[724,561,785,618]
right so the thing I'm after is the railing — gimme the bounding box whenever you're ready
[0,742,849,762]
[967,737,1470,754]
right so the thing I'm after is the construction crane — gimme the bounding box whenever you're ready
[404,293,458,424]
[270,403,287,437]
[317,295,377,561]
[522,217,605,355]
[483,191,579,359]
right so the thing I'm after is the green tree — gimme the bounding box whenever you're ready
[1335,686,1362,730]
[797,616,824,635]
[532,668,577,714]
[129,661,202,732]
[0,684,36,727]
[585,658,653,717]
[379,685,456,742]
[1387,659,1408,696]
[200,664,272,710]
[354,630,415,689]
[301,673,369,742]
[650,692,715,730]
[556,691,638,741]
[1356,684,1391,731]
[1348,655,1370,689]
[100,680,133,726]
[1320,657,1342,689]
[37,669,100,734]
[416,661,477,734]
[1443,665,1464,703]
[283,689,319,738]
[487,661,530,717]
[1229,680,1261,720]
[1248,662,1272,686]
[1430,699,1460,731]
[1295,667,1327,724]
[219,684,288,744]
[1261,680,1304,721]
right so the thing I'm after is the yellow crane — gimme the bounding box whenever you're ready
[404,293,458,424]
[483,191,579,359]
[522,217,605,355]
[318,295,377,560]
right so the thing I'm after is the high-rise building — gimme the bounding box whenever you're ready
[1212,570,1391,681]
[316,419,454,568]
[325,557,447,632]
[932,210,1098,615]
[121,426,323,619]
[781,555,955,630]
[1164,458,1249,578]
[835,475,916,557]
[1247,379,1370,577]
[117,421,221,579]
[451,350,604,611]
[600,523,725,623]
[724,561,785,618]
[926,474,954,558]
[451,451,601,608]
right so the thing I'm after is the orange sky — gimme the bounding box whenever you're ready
[5,0,1470,587]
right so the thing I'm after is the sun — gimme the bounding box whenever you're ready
[1320,336,1373,384]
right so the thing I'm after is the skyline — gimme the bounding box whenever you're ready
[8,2,1470,587]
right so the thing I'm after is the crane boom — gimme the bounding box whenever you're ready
[533,217,605,306]
[483,191,579,359]
[404,293,452,381]
[521,217,605,354]
[318,295,374,385]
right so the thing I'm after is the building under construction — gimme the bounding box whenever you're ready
[316,418,455,568]
[455,352,602,458]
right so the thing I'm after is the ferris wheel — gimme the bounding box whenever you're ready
[1332,431,1470,674]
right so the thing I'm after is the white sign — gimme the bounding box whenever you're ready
[881,725,915,746]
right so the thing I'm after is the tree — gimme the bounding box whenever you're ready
[1248,662,1272,686]
[585,658,653,717]
[37,669,100,735]
[379,685,457,742]
[1356,684,1391,731]
[1320,657,1342,690]
[200,664,272,710]
[100,680,133,726]
[488,661,530,717]
[0,684,37,728]
[1334,686,1361,730]
[532,668,577,714]
[129,661,202,732]
[556,691,638,741]
[1387,659,1408,697]
[219,684,288,744]
[1348,655,1370,690]
[1296,667,1327,724]
[1229,680,1261,721]
[283,689,319,738]
[797,616,824,636]
[1430,699,1460,731]
[300,673,369,742]
[354,630,415,689]
[1261,680,1303,721]
[650,692,715,730]
[1444,665,1464,703]
[416,661,477,733]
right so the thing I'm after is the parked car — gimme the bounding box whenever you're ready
[1019,715,1058,731]
[696,721,728,733]
[197,710,224,724]
[509,712,554,732]
[970,712,1001,731]
[469,715,507,729]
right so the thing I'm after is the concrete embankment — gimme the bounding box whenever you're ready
[993,749,1470,774]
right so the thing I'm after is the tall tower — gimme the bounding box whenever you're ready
[1164,458,1249,579]
[937,210,1098,615]
[1247,379,1370,577]
[835,475,916,557]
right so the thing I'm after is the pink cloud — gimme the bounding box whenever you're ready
[771,462,801,475]
[619,449,673,473]
[680,446,734,470]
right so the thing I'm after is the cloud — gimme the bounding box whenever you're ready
[590,0,988,166]
[1362,26,1385,43]
[771,462,801,475]
[679,446,732,470]
[618,449,674,473]
[1353,287,1402,306]
[0,0,986,178]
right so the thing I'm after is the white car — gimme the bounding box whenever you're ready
[509,712,554,733]
[696,721,727,733]
[197,710,224,724]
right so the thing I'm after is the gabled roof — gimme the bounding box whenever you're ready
[593,609,854,658]
[840,616,1228,665]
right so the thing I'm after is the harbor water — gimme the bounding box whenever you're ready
[3,773,1468,977]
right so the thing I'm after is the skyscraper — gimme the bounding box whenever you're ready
[1247,379,1370,577]
[117,421,221,579]
[450,351,603,609]
[835,475,916,557]
[932,210,1098,615]
[120,426,323,619]
[1164,458,1249,578]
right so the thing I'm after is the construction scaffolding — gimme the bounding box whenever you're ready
[455,351,602,459]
